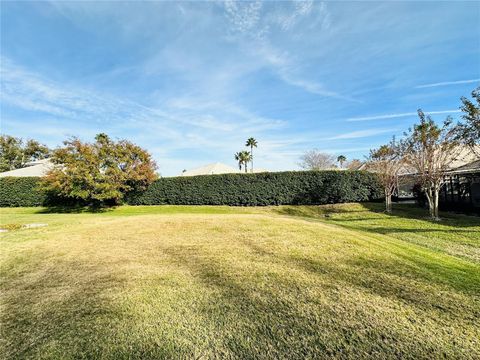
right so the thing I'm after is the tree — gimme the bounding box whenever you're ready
[401,110,460,220]
[245,137,258,173]
[346,159,363,170]
[456,87,480,156]
[234,151,252,173]
[337,155,346,168]
[43,133,157,206]
[234,152,243,171]
[23,139,50,164]
[0,135,50,172]
[299,150,335,170]
[367,138,404,213]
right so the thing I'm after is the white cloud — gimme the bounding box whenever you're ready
[223,0,263,36]
[276,0,314,31]
[415,79,480,89]
[328,128,395,140]
[346,110,461,122]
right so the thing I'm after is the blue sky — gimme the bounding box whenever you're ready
[1,1,479,176]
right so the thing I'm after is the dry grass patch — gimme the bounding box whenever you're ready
[0,205,479,359]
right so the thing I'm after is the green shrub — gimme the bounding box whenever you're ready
[0,171,382,207]
[0,177,46,207]
[127,171,383,206]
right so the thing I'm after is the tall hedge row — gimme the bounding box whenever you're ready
[0,171,383,207]
[0,177,46,207]
[127,171,383,206]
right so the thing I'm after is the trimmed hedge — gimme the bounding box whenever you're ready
[0,177,46,207]
[127,171,383,206]
[0,171,383,207]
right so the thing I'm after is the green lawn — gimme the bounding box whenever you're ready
[1,203,479,359]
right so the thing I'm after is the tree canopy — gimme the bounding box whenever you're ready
[456,87,480,155]
[367,138,404,213]
[234,150,252,173]
[299,150,335,170]
[43,133,157,205]
[0,135,50,172]
[401,110,459,219]
[337,155,347,168]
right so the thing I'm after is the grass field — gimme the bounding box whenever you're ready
[1,203,479,359]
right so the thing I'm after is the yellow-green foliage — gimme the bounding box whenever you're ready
[43,134,157,205]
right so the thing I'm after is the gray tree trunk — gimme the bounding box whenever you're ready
[385,192,392,213]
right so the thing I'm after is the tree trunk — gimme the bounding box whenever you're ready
[251,146,253,173]
[425,187,434,219]
[385,190,392,213]
[433,187,440,220]
[386,194,392,213]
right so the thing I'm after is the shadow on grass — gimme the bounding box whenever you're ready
[332,224,479,234]
[35,205,114,214]
[361,202,480,227]
[163,242,479,358]
[0,256,177,359]
[162,246,341,357]
[239,234,479,298]
[274,202,480,229]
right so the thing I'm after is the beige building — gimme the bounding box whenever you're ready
[180,162,268,176]
[0,159,54,177]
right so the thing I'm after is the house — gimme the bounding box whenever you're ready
[180,162,268,176]
[180,163,240,176]
[0,159,54,177]
[440,159,480,211]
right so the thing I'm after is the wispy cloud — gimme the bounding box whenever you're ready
[2,1,477,175]
[275,0,314,31]
[346,110,461,122]
[0,57,291,174]
[328,128,395,140]
[223,0,263,36]
[221,1,345,100]
[415,79,480,89]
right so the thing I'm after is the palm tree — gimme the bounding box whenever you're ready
[337,155,347,168]
[245,137,258,173]
[234,151,252,172]
[240,151,252,173]
[239,151,252,173]
[234,152,243,171]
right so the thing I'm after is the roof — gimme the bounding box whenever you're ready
[364,146,479,175]
[180,163,270,176]
[0,159,54,177]
[448,146,480,169]
[251,168,269,173]
[448,159,480,174]
[180,162,240,176]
